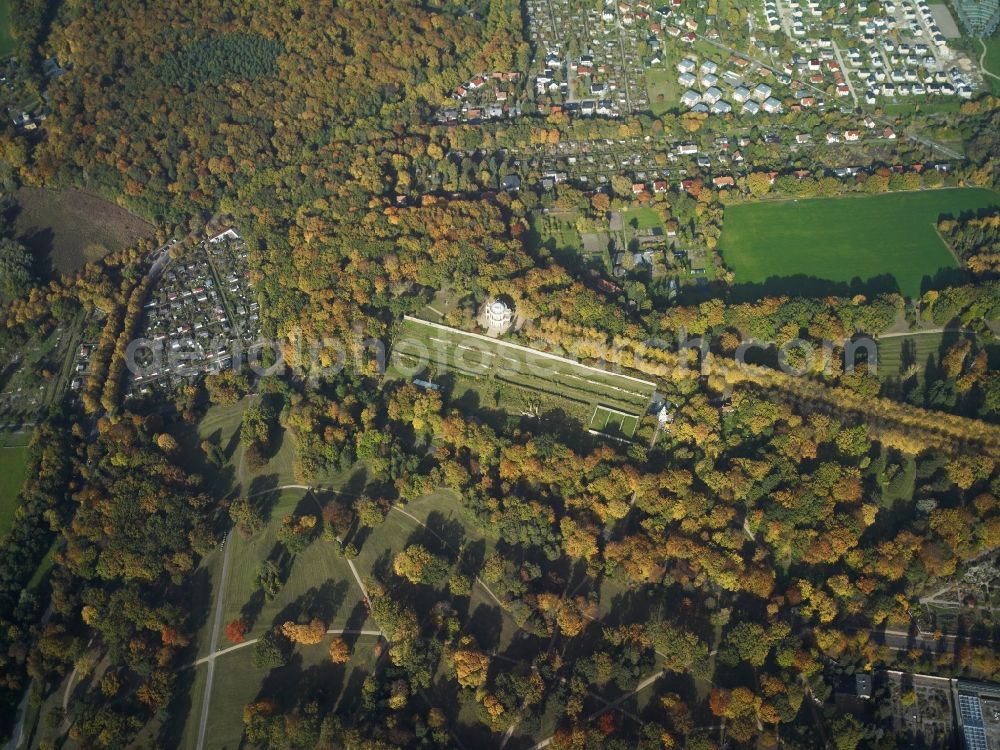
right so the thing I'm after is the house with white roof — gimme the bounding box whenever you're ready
[753,82,773,101]
[762,96,783,113]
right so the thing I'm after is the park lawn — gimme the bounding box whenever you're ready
[0,0,13,57]
[982,35,1000,96]
[196,635,379,750]
[646,65,680,117]
[218,488,371,649]
[173,398,246,497]
[391,317,656,419]
[882,99,962,116]
[417,286,466,324]
[718,189,1000,298]
[881,453,917,507]
[10,187,154,279]
[0,434,30,538]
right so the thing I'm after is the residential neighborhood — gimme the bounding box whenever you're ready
[126,229,260,399]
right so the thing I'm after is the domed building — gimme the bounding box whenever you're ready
[480,297,514,336]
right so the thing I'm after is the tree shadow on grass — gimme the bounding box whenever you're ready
[369,547,394,583]
[248,474,280,521]
[223,424,242,461]
[920,266,970,295]
[272,579,349,630]
[466,603,503,651]
[342,601,372,648]
[405,510,466,559]
[460,539,487,581]
[159,657,198,749]
[729,273,901,303]
[19,227,56,281]
[342,467,369,498]
[241,589,266,631]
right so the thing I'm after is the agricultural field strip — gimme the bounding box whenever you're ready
[590,405,638,436]
[396,340,649,413]
[402,316,655,386]
[394,345,640,413]
[399,317,656,414]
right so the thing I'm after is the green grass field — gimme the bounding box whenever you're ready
[0,432,30,538]
[646,65,680,117]
[215,488,370,649]
[589,406,639,438]
[981,35,1000,96]
[195,635,379,749]
[526,211,582,257]
[877,331,947,380]
[0,0,14,57]
[623,206,665,231]
[175,486,492,749]
[391,317,656,422]
[718,189,1000,298]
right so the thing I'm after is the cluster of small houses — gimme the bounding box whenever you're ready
[69,343,94,393]
[439,71,524,124]
[678,56,785,115]
[772,0,978,103]
[126,230,260,399]
[442,0,979,128]
[523,0,707,119]
[618,156,952,195]
[497,114,946,195]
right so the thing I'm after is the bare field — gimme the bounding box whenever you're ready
[8,187,154,278]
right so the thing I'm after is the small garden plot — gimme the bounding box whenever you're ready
[589,405,640,438]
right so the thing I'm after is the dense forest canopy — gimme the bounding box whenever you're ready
[0,0,999,747]
[34,0,527,219]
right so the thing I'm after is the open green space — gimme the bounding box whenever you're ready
[882,99,963,116]
[646,65,680,117]
[718,189,1000,298]
[589,405,639,438]
[216,488,369,651]
[0,0,14,57]
[623,206,665,231]
[526,210,582,259]
[0,432,30,537]
[178,486,491,749]
[8,187,154,279]
[391,317,656,422]
[197,636,379,750]
[877,331,947,381]
[981,34,1000,96]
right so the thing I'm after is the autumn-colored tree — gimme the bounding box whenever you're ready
[281,618,327,645]
[225,619,247,645]
[277,514,318,554]
[329,637,351,664]
[452,645,490,688]
[155,433,179,454]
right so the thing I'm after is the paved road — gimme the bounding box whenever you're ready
[191,628,383,667]
[195,529,233,750]
[832,41,858,107]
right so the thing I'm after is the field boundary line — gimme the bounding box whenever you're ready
[401,316,657,389]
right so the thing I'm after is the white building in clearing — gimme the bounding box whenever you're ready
[481,298,514,335]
